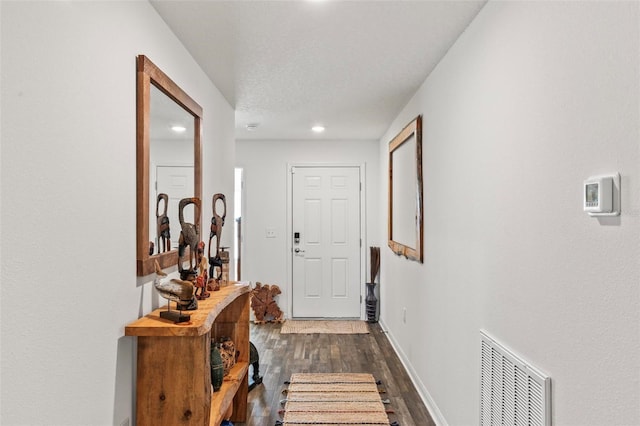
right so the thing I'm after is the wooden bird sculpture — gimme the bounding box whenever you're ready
[178,197,201,280]
[208,193,227,284]
[154,260,196,323]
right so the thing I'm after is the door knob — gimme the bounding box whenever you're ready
[294,248,305,253]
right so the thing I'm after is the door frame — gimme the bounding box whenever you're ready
[286,162,367,320]
[234,167,245,282]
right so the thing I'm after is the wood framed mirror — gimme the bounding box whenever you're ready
[388,115,423,263]
[136,55,202,276]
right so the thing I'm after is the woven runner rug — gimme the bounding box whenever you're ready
[280,320,369,334]
[281,373,388,425]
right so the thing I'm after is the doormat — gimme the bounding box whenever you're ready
[280,320,369,334]
[279,373,389,425]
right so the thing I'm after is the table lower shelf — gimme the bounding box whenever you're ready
[210,361,249,425]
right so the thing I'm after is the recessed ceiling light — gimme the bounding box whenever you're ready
[311,125,325,133]
[171,125,187,133]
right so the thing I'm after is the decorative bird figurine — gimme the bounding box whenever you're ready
[154,260,196,323]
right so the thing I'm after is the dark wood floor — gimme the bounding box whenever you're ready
[235,322,435,426]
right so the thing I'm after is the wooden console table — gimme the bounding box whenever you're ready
[126,283,250,426]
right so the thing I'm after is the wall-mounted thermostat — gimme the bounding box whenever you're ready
[583,173,620,216]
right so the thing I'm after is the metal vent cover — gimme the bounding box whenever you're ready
[480,331,551,426]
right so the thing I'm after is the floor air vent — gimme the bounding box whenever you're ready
[480,331,551,426]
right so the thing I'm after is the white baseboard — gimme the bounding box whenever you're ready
[378,319,448,426]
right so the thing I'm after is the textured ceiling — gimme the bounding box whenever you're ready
[150,1,487,141]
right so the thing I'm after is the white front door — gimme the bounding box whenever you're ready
[291,166,361,318]
[155,165,195,252]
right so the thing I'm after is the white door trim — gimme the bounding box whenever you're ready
[286,162,367,320]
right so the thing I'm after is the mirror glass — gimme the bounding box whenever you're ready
[388,115,423,263]
[390,134,417,247]
[137,55,202,276]
[149,84,194,255]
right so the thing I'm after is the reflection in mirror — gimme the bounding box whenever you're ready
[137,55,202,276]
[156,193,170,254]
[388,115,423,263]
[391,134,417,247]
[149,84,194,255]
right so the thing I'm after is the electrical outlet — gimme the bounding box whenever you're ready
[266,227,276,238]
[402,307,407,324]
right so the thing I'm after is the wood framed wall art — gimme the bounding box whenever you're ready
[388,115,423,263]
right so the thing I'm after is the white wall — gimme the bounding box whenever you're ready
[1,2,235,425]
[236,139,379,317]
[378,1,640,425]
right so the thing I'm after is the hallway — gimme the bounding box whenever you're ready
[238,322,434,426]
